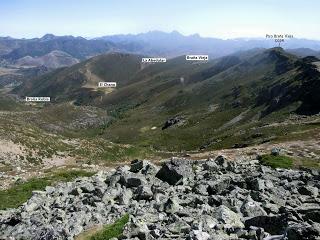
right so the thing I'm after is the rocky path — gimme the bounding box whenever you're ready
[190,138,320,162]
[1,157,320,239]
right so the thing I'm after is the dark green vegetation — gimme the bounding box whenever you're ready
[13,53,143,104]
[0,169,94,210]
[87,214,129,240]
[97,49,320,152]
[73,139,152,164]
[0,100,155,164]
[259,154,294,169]
[0,48,319,171]
[0,94,29,111]
[12,48,320,155]
[259,154,320,170]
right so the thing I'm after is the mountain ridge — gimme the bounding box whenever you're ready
[2,31,320,63]
[12,48,320,151]
[15,50,79,69]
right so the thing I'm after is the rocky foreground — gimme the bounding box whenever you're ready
[1,157,320,240]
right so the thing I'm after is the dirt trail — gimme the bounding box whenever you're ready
[81,63,115,95]
[189,138,320,161]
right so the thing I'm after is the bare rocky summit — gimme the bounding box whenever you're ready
[15,50,79,69]
[1,156,320,240]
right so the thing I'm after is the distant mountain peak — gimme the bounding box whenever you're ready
[170,30,182,35]
[269,47,284,52]
[41,34,57,40]
[264,47,290,59]
[189,33,201,38]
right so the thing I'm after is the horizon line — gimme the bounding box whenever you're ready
[1,30,320,42]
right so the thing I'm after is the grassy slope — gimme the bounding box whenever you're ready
[12,52,143,103]
[6,48,320,158]
[0,49,319,216]
[75,214,129,240]
[259,153,320,170]
[0,99,152,164]
[0,169,94,210]
[88,214,129,240]
[259,154,294,169]
[0,95,30,111]
[99,48,319,151]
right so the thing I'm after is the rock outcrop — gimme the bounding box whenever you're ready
[162,116,184,130]
[1,157,320,239]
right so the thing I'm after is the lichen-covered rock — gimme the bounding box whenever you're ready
[155,158,194,185]
[214,205,245,229]
[0,157,319,240]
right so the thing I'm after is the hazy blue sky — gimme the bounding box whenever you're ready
[1,0,319,39]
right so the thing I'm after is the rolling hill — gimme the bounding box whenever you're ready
[13,48,320,151]
[13,52,144,104]
[15,50,79,69]
[287,48,320,58]
[90,48,319,150]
